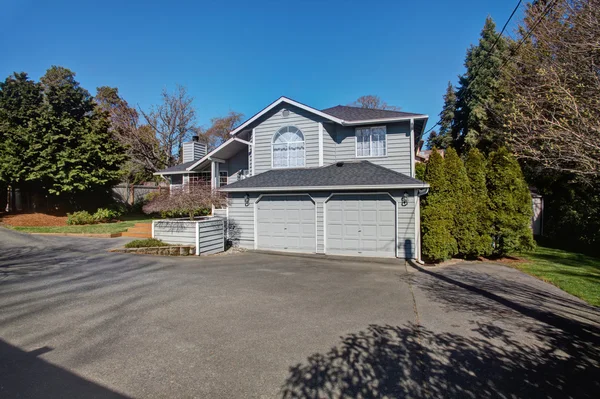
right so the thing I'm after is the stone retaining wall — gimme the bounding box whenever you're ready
[110,245,196,256]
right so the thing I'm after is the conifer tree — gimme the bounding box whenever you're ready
[487,147,535,255]
[421,150,457,261]
[428,82,456,149]
[445,148,479,257]
[465,148,493,256]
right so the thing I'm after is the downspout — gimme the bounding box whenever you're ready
[410,118,415,178]
[415,187,429,264]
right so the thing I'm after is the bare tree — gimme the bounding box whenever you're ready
[504,0,600,183]
[349,95,401,111]
[203,111,244,150]
[143,183,228,220]
[140,85,198,167]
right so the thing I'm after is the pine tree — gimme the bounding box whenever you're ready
[445,148,480,257]
[487,147,535,255]
[465,148,493,256]
[430,82,456,149]
[421,150,457,261]
[453,17,509,152]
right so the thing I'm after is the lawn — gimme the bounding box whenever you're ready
[6,214,153,235]
[518,246,600,307]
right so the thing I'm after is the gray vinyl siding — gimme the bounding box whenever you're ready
[198,219,226,254]
[182,142,207,163]
[253,104,323,175]
[332,121,412,175]
[248,130,254,176]
[322,123,337,166]
[225,189,417,258]
[225,148,249,183]
[153,219,225,255]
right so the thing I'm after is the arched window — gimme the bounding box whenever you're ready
[272,126,305,168]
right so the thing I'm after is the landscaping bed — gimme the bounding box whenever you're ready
[111,245,196,256]
[0,213,68,227]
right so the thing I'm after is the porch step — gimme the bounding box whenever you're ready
[121,231,153,238]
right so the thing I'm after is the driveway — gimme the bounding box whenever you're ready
[0,227,598,398]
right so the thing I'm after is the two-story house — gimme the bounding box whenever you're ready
[156,97,429,259]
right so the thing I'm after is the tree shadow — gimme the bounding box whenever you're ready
[0,339,129,398]
[281,322,599,399]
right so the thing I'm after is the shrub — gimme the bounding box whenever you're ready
[67,211,95,225]
[143,183,227,220]
[93,208,119,223]
[124,238,169,248]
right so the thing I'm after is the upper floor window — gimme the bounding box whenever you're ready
[272,126,305,168]
[356,126,387,157]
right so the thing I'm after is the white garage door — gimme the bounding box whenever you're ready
[326,194,396,257]
[256,195,316,253]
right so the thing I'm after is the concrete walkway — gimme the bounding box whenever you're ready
[0,227,598,398]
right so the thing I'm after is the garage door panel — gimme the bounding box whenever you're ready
[326,194,396,258]
[257,195,315,253]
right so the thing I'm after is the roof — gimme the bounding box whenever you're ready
[219,161,428,192]
[321,105,426,121]
[155,160,197,175]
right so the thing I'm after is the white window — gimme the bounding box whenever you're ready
[356,126,387,157]
[272,126,305,168]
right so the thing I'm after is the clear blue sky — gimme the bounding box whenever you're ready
[0,0,523,132]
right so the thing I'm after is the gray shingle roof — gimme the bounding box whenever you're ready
[321,105,426,121]
[155,160,197,174]
[220,161,426,191]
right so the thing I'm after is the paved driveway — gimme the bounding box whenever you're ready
[0,228,599,398]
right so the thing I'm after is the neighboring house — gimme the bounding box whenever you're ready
[155,97,429,259]
[416,148,444,163]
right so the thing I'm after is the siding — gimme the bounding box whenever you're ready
[153,219,225,255]
[253,104,322,175]
[333,121,412,175]
[182,142,207,163]
[226,148,249,183]
[322,123,337,165]
[226,189,418,258]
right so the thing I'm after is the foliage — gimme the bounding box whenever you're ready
[453,17,509,151]
[92,208,120,223]
[421,150,457,261]
[203,111,244,150]
[464,148,493,256]
[487,147,535,255]
[348,95,401,111]
[504,0,600,183]
[415,162,426,181]
[428,82,456,149]
[67,211,95,225]
[444,148,480,257]
[124,238,169,248]
[143,183,227,220]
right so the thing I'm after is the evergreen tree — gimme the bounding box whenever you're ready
[453,17,509,152]
[429,82,456,149]
[415,162,426,181]
[465,148,493,256]
[445,148,480,257]
[487,147,535,255]
[421,150,457,261]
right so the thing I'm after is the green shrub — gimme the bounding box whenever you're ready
[92,208,119,223]
[124,238,169,248]
[415,162,426,181]
[66,211,95,225]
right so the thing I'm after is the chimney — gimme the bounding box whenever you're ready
[182,137,207,163]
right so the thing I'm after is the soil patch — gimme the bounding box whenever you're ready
[0,213,68,227]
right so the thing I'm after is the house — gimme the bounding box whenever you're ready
[155,97,429,259]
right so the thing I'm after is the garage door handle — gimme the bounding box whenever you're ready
[358,230,362,232]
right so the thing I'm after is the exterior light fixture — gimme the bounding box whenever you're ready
[244,193,250,207]
[401,191,409,207]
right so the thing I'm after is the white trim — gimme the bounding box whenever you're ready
[211,161,217,189]
[315,203,318,252]
[410,118,415,178]
[323,192,398,258]
[233,137,253,146]
[195,221,200,256]
[271,126,306,169]
[318,122,324,167]
[254,193,317,253]
[230,97,345,136]
[354,126,387,158]
[415,190,421,262]
[251,128,255,176]
[341,115,428,126]
[185,137,240,171]
[151,220,155,239]
[220,183,429,193]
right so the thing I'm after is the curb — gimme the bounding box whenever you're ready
[30,232,123,238]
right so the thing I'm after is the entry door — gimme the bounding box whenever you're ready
[256,195,316,253]
[326,194,396,257]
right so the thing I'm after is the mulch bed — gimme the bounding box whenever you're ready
[0,213,68,227]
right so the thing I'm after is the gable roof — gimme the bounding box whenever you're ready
[321,105,426,121]
[154,160,198,175]
[219,161,428,192]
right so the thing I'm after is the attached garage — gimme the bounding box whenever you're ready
[256,195,316,253]
[326,194,397,258]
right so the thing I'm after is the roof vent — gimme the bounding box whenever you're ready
[282,109,290,118]
[336,161,344,167]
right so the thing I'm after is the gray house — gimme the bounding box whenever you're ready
[156,97,429,259]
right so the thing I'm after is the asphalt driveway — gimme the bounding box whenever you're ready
[1,227,599,398]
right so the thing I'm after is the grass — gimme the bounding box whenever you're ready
[8,214,153,235]
[517,246,600,307]
[124,238,168,248]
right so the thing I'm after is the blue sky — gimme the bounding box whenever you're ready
[0,0,523,133]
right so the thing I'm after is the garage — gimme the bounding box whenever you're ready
[256,195,316,253]
[326,194,396,258]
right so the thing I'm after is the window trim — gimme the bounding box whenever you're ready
[354,125,387,158]
[271,125,306,169]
